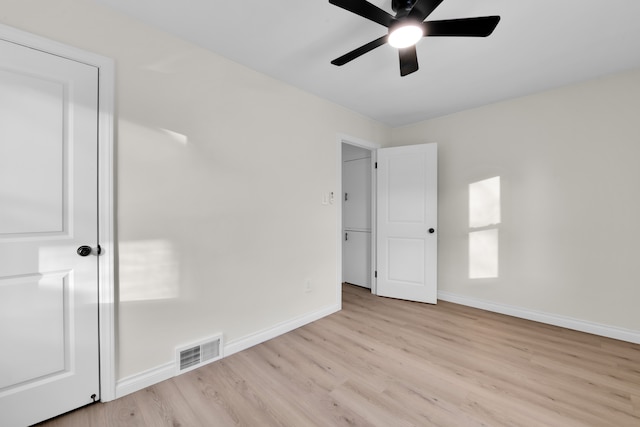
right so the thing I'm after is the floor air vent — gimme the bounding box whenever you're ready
[176,334,223,374]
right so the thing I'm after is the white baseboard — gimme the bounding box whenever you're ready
[115,303,341,398]
[224,303,341,356]
[115,362,174,399]
[438,291,640,345]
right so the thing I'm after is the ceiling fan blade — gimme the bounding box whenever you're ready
[331,35,388,66]
[329,0,395,28]
[398,46,419,76]
[423,16,501,37]
[407,0,444,21]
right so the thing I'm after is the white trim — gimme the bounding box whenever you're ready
[336,133,381,152]
[336,139,344,307]
[115,303,340,398]
[96,51,116,404]
[115,363,175,399]
[0,23,117,402]
[225,303,340,356]
[98,58,117,402]
[438,291,640,345]
[337,134,381,296]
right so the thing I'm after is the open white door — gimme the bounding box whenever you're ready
[0,37,100,426]
[376,143,437,303]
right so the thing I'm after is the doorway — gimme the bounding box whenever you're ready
[339,137,379,295]
[338,136,439,304]
[342,143,373,289]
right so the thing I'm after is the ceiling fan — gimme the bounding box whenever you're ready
[329,0,501,76]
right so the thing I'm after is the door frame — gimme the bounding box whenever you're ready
[337,134,380,298]
[0,24,116,402]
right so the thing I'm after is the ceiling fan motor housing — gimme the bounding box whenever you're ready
[392,0,420,16]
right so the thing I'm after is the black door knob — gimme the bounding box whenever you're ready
[77,245,92,257]
[428,228,435,234]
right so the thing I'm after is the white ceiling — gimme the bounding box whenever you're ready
[97,0,640,127]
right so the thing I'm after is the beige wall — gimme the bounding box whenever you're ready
[3,0,639,384]
[392,68,640,332]
[0,0,390,379]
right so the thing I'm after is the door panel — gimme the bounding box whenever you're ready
[388,155,426,223]
[388,237,424,284]
[376,144,437,303]
[343,157,371,231]
[0,272,68,389]
[0,70,65,234]
[343,230,371,288]
[0,38,99,427]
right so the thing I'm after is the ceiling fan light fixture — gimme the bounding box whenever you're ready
[388,22,424,48]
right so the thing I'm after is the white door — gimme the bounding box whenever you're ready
[0,37,100,426]
[376,143,438,303]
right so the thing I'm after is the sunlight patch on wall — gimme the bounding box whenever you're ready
[469,176,501,227]
[469,176,501,279]
[119,239,180,302]
[469,229,499,279]
[159,128,188,145]
[120,119,189,147]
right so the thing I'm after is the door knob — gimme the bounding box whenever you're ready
[428,228,435,234]
[77,245,93,257]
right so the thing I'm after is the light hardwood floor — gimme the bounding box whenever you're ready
[39,284,640,426]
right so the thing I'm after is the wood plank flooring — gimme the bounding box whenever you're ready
[39,284,640,426]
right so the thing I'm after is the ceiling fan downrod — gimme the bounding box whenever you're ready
[392,0,417,14]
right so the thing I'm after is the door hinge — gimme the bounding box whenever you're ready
[345,232,348,241]
[375,162,378,169]
[344,192,348,201]
[96,244,102,255]
[374,270,377,278]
